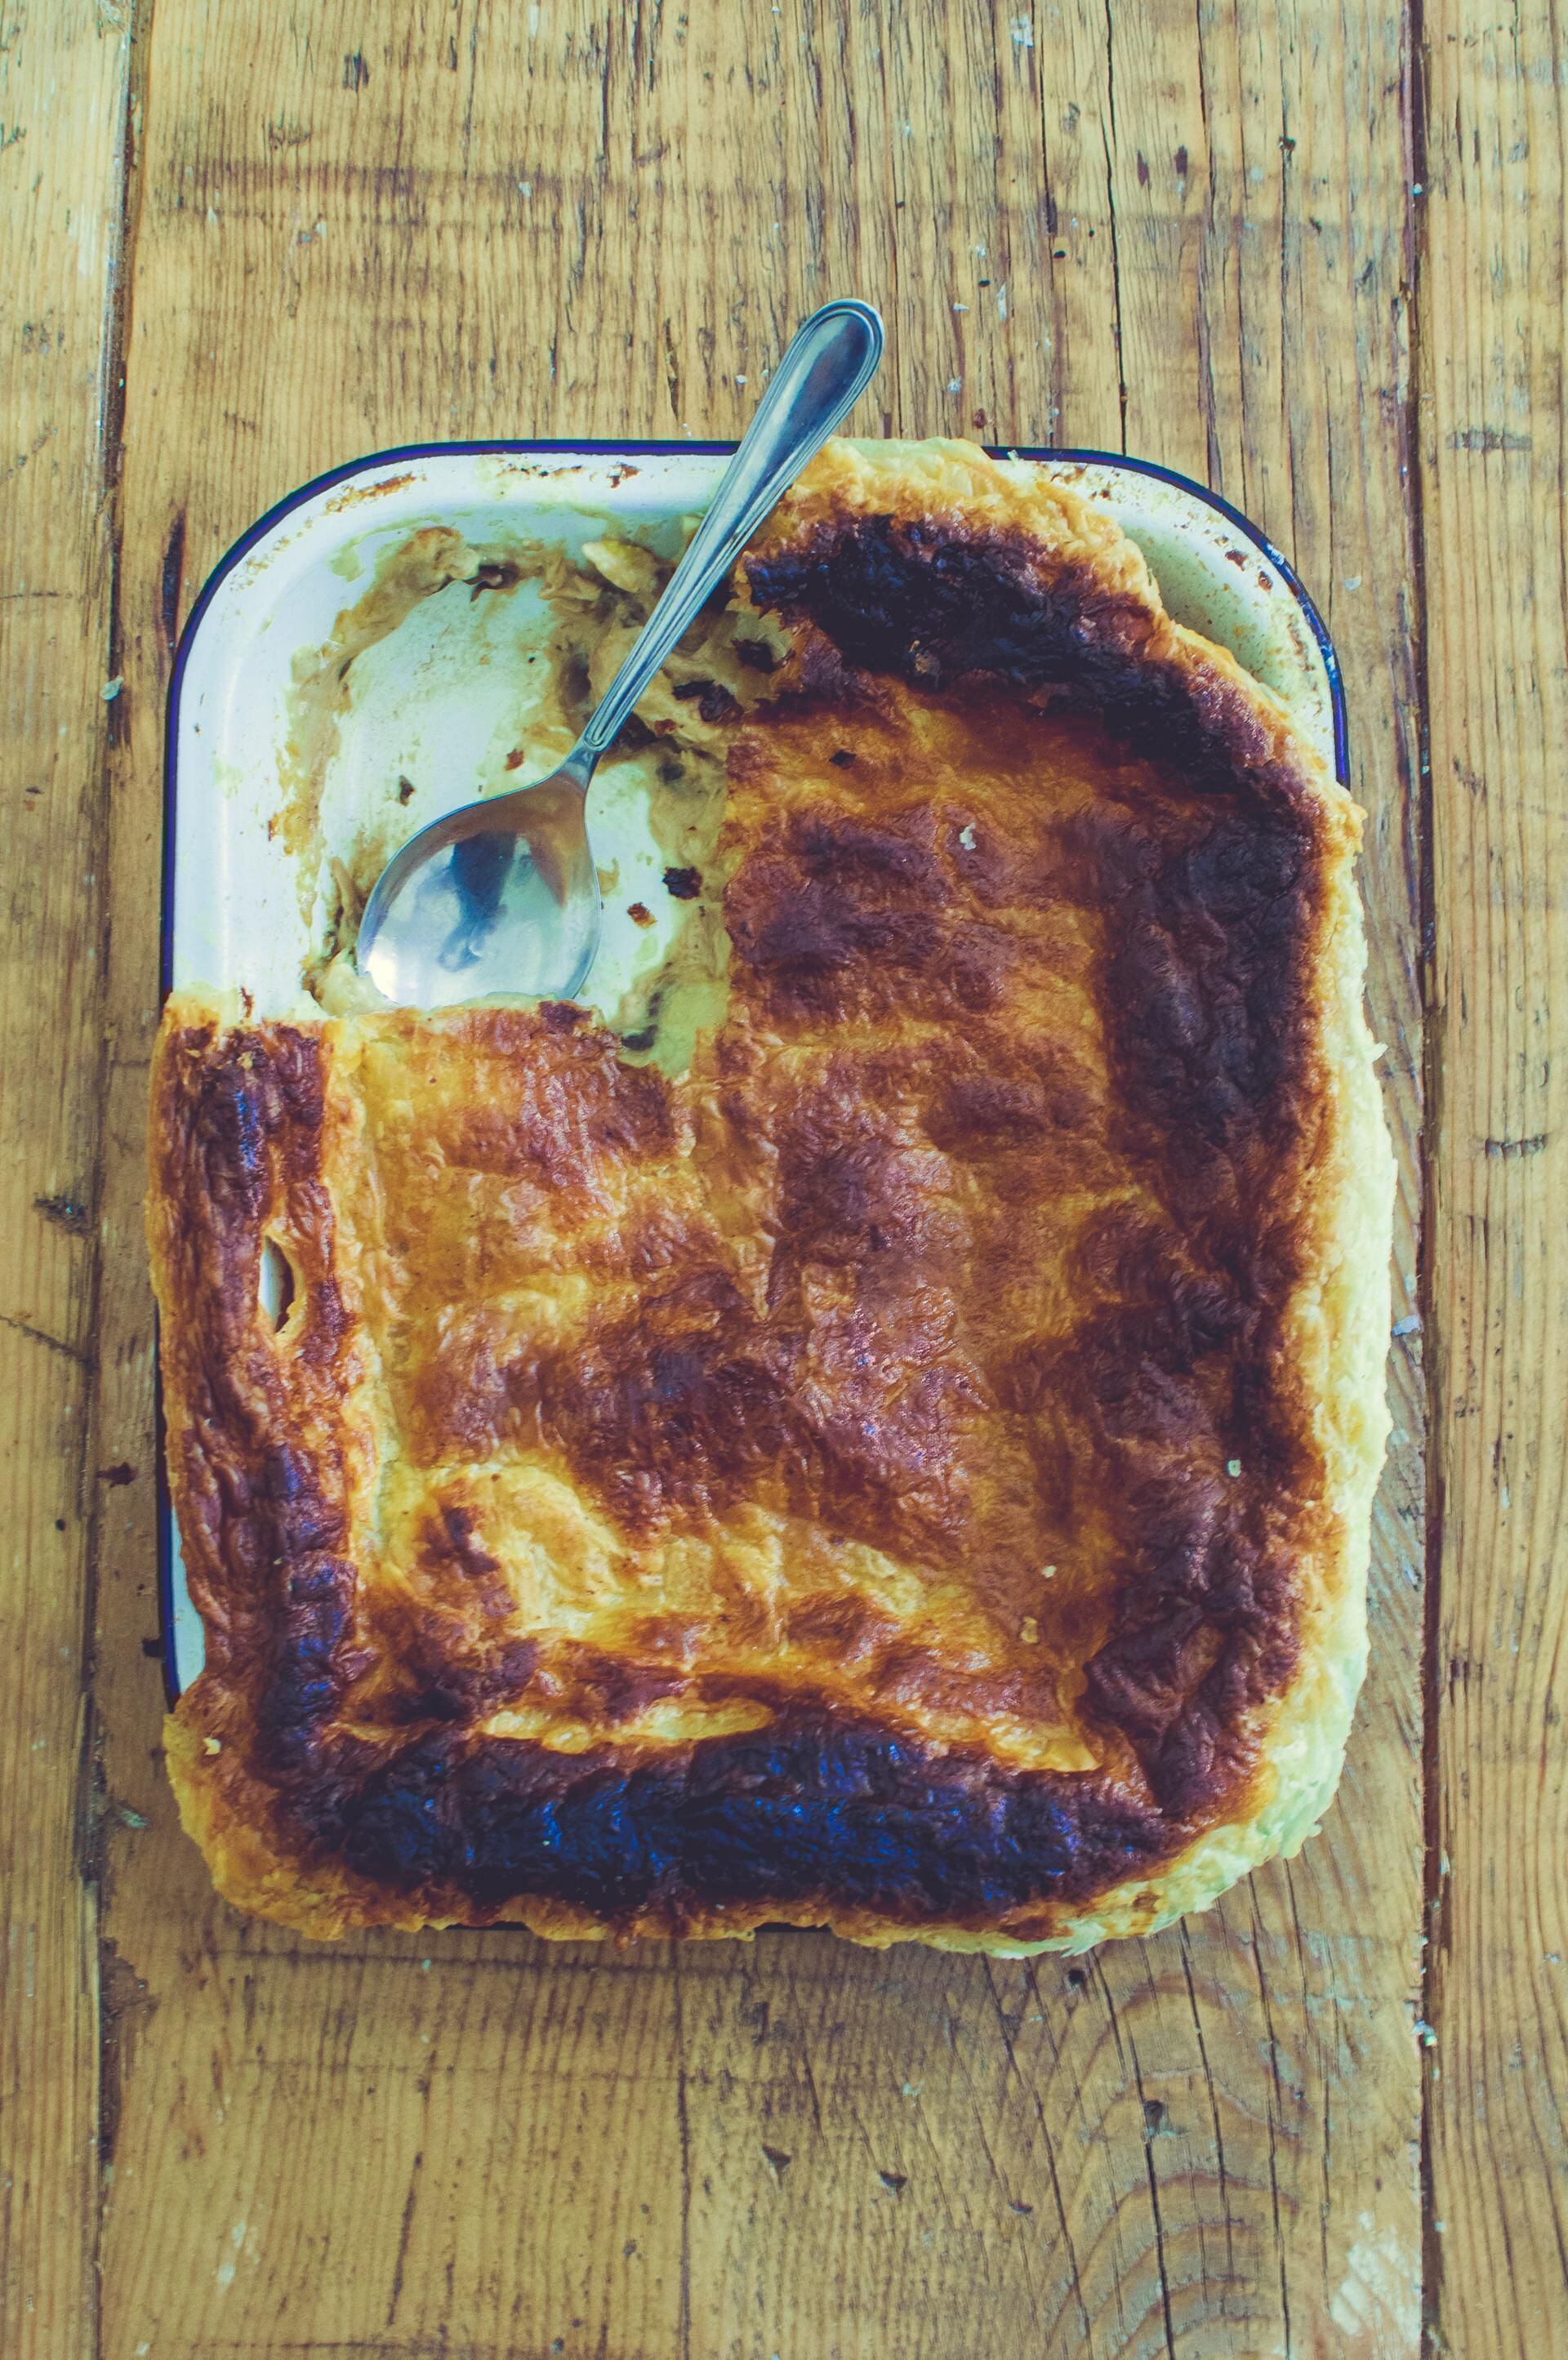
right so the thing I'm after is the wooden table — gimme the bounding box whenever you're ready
[3,2,1561,2352]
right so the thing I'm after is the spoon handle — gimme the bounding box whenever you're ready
[576,298,884,759]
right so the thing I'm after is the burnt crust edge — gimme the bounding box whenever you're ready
[288,1708,1174,1936]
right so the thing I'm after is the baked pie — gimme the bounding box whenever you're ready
[149,442,1392,1949]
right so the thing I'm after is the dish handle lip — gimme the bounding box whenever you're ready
[154,435,1349,1708]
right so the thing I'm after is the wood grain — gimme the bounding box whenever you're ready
[0,0,1489,2350]
[1421,0,1568,2349]
[0,5,133,2354]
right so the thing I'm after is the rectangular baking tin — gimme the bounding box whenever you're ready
[158,441,1349,1702]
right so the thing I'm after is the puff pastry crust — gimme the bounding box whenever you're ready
[149,441,1393,1949]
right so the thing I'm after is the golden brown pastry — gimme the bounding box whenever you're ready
[149,441,1392,1950]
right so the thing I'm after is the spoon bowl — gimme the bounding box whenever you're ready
[357,752,600,1006]
[354,298,884,1008]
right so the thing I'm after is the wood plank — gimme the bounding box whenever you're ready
[89,3,1425,2354]
[1421,2,1568,2349]
[1093,3,1428,2346]
[0,4,132,2354]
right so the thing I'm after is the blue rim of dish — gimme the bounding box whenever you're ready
[156,439,1351,1704]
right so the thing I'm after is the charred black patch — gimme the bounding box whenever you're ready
[673,679,743,726]
[746,514,1307,803]
[306,1708,1169,1927]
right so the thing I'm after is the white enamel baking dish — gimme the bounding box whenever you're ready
[158,439,1348,1697]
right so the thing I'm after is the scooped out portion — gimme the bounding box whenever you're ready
[291,514,786,1072]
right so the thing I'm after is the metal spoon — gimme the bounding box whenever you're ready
[355,297,885,1008]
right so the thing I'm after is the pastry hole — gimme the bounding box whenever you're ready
[259,1235,301,1339]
